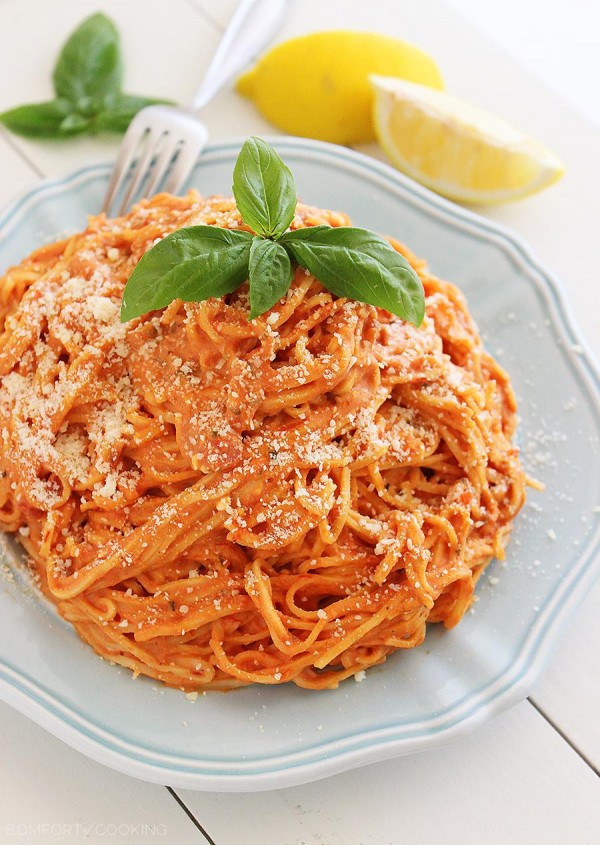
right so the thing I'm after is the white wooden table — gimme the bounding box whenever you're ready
[0,1,598,842]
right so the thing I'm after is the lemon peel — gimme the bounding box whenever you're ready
[237,31,443,145]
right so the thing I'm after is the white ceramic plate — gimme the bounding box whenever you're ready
[0,138,598,792]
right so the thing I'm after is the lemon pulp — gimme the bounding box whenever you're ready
[372,75,563,203]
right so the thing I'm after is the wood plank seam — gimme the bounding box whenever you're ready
[167,787,219,844]
[0,128,45,178]
[182,0,225,32]
[528,698,600,778]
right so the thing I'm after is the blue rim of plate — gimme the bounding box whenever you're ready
[0,137,598,791]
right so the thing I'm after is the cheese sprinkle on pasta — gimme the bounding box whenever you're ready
[0,191,525,690]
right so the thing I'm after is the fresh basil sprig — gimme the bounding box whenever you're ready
[0,13,172,139]
[282,226,425,327]
[53,12,124,103]
[122,228,253,319]
[121,137,425,327]
[248,238,294,319]
[233,137,297,239]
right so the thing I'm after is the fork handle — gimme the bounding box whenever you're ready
[190,0,287,112]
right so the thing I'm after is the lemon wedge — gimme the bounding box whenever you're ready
[371,75,564,203]
[237,32,443,145]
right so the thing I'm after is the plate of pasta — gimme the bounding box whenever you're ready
[0,137,598,791]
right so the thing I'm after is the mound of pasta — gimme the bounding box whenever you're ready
[0,193,525,690]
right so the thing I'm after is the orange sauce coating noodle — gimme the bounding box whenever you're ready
[0,192,525,690]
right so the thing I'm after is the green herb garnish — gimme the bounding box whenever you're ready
[232,137,297,239]
[0,13,171,139]
[120,137,425,325]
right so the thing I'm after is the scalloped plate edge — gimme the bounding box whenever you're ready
[0,138,598,791]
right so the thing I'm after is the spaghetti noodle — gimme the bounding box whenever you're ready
[0,192,526,690]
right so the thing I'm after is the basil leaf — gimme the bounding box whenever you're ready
[59,112,92,135]
[0,99,77,138]
[232,137,296,238]
[53,13,122,102]
[1,15,172,142]
[73,95,102,118]
[94,93,174,133]
[121,226,253,322]
[281,227,425,326]
[248,237,294,319]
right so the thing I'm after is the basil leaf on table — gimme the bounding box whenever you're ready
[281,226,425,327]
[0,99,79,138]
[233,137,297,239]
[52,13,122,102]
[121,227,253,322]
[95,93,173,133]
[0,13,172,140]
[248,238,294,320]
[59,112,93,134]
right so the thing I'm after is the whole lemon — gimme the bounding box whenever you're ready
[237,31,443,145]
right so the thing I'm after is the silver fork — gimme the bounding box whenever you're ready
[102,0,286,216]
